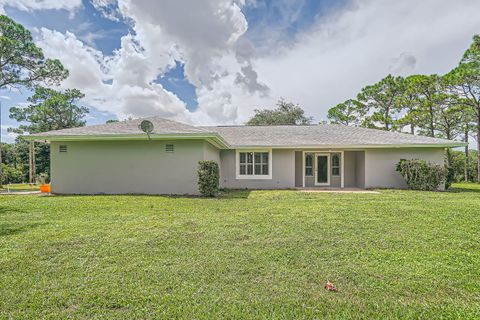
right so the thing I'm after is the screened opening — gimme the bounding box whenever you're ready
[59,145,67,153]
[165,144,174,153]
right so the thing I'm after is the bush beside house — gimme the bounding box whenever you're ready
[396,159,448,191]
[197,161,219,197]
[1,164,24,184]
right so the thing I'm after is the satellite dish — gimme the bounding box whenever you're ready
[139,120,154,139]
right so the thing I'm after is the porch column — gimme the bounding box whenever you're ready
[302,151,305,187]
[340,151,345,188]
[29,140,36,184]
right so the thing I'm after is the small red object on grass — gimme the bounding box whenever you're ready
[325,281,338,292]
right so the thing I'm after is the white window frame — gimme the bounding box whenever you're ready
[331,153,340,176]
[236,149,273,180]
[304,153,314,177]
[314,153,330,186]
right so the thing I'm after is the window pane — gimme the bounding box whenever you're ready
[262,164,268,175]
[332,167,340,176]
[240,164,246,175]
[305,154,312,166]
[240,152,246,163]
[254,164,261,175]
[247,164,253,175]
[262,153,268,163]
[254,153,261,163]
[247,152,253,163]
[305,167,313,176]
[332,155,340,167]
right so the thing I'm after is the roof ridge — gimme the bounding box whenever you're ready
[28,116,210,137]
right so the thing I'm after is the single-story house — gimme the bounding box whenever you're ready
[27,116,464,195]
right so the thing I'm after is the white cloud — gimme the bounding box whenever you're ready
[91,0,121,21]
[1,125,19,143]
[255,0,480,121]
[389,53,417,75]
[0,0,82,15]
[23,0,480,126]
[36,28,189,121]
[32,0,270,124]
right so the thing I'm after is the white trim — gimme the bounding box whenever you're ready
[235,149,273,180]
[304,153,314,177]
[226,143,465,149]
[314,153,330,186]
[27,133,231,149]
[340,151,345,188]
[331,153,341,177]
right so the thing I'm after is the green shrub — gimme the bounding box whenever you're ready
[197,160,219,197]
[445,167,455,190]
[1,163,24,184]
[396,159,447,191]
[449,150,478,182]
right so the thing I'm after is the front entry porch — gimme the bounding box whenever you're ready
[294,150,365,189]
[296,187,379,194]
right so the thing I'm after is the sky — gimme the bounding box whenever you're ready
[1,0,480,144]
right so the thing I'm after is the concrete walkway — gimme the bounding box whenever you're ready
[297,188,380,194]
[0,190,41,195]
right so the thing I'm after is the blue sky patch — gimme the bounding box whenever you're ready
[155,62,198,112]
[4,0,130,55]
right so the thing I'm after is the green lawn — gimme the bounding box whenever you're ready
[1,184,479,319]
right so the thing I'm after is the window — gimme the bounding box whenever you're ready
[305,154,313,176]
[332,154,340,176]
[59,145,67,153]
[237,150,271,179]
[165,144,174,153]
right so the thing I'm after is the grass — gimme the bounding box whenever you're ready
[0,183,39,192]
[0,184,479,319]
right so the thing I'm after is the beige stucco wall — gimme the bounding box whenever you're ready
[294,151,303,187]
[203,141,221,163]
[343,151,356,188]
[50,141,446,194]
[355,151,365,188]
[219,149,295,189]
[364,148,445,188]
[50,140,219,195]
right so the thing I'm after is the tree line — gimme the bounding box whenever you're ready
[0,15,88,186]
[327,35,480,182]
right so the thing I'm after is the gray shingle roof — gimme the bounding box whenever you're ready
[201,124,463,147]
[32,116,209,136]
[29,116,464,148]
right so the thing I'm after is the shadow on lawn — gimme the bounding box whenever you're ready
[39,189,253,199]
[218,189,252,199]
[0,222,47,237]
[449,184,480,193]
[0,206,27,216]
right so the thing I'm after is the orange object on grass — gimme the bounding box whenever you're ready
[40,184,51,193]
